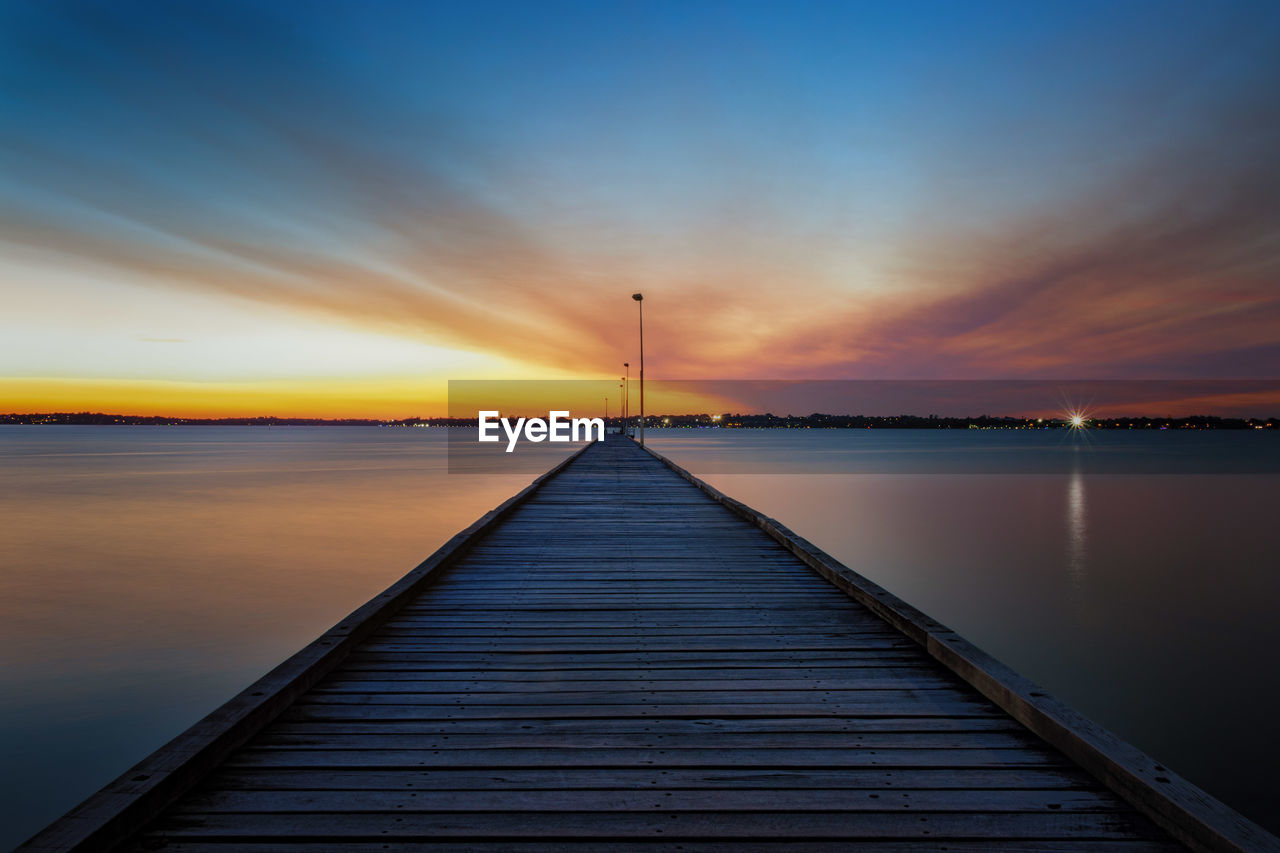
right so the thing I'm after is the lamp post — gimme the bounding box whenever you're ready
[623,363,630,436]
[619,383,624,433]
[632,293,644,446]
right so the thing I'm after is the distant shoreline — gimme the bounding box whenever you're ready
[3,412,1277,429]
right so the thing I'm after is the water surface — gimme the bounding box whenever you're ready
[648,428,1280,833]
[0,426,561,849]
[2,426,1277,846]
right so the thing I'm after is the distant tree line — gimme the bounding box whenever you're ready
[0,413,454,426]
[628,413,1277,429]
[3,412,1276,429]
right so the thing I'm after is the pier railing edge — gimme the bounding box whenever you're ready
[636,439,1280,853]
[17,440,598,853]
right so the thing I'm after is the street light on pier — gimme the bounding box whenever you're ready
[632,293,644,446]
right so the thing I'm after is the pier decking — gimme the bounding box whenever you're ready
[21,435,1279,851]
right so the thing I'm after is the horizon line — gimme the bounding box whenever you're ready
[5,411,1278,427]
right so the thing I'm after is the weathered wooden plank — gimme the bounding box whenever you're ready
[337,660,934,674]
[323,668,943,683]
[412,591,849,596]
[284,702,1004,721]
[176,787,1124,814]
[343,649,924,666]
[357,639,918,651]
[378,614,887,623]
[300,687,981,705]
[384,601,890,607]
[369,632,905,644]
[384,612,882,622]
[135,810,1171,840]
[311,675,963,692]
[267,716,1027,735]
[119,841,1183,853]
[373,626,900,638]
[250,731,1041,750]
[203,765,1100,791]
[225,747,1069,768]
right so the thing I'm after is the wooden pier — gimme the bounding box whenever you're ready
[20,435,1279,851]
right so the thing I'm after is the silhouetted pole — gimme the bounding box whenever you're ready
[619,383,624,432]
[632,293,644,446]
[623,363,630,435]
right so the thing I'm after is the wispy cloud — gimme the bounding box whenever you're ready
[2,0,1278,399]
[759,98,1280,380]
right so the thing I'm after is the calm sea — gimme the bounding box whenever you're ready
[1,425,1277,846]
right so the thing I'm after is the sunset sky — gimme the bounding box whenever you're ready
[2,0,1279,417]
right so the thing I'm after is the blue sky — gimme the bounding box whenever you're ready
[2,0,1279,413]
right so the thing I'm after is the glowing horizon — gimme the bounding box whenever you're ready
[6,378,1279,422]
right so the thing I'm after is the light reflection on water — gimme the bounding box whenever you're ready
[1066,467,1087,592]
[2,426,1278,845]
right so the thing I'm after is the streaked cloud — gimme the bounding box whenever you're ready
[2,1,1278,414]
